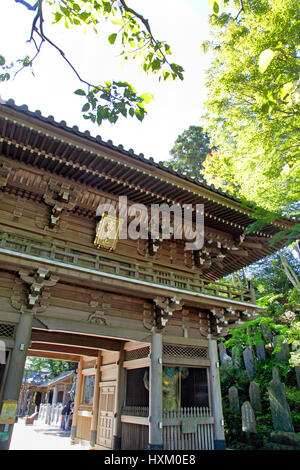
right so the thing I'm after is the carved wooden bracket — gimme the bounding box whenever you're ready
[43,179,78,229]
[143,302,154,331]
[0,162,11,188]
[198,311,211,338]
[17,267,59,311]
[87,311,107,325]
[207,306,257,337]
[153,295,183,330]
[87,293,110,325]
[136,234,162,259]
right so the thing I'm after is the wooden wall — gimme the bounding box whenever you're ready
[0,175,206,279]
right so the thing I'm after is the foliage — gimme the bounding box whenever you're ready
[165,126,212,179]
[286,386,300,428]
[220,355,299,448]
[219,244,300,446]
[0,0,184,125]
[201,0,300,236]
[26,356,76,379]
[221,247,300,367]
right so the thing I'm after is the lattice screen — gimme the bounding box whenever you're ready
[125,346,150,361]
[0,323,15,338]
[163,344,208,360]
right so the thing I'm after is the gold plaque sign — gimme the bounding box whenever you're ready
[94,214,123,252]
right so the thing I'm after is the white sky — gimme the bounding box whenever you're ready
[0,0,212,162]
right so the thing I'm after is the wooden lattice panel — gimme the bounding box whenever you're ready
[163,344,208,360]
[125,346,150,361]
[0,323,15,338]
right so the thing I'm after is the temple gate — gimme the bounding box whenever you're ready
[0,99,295,450]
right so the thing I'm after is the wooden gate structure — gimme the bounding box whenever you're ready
[0,100,295,450]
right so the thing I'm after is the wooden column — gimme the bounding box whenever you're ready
[113,345,126,450]
[0,311,33,450]
[149,328,163,450]
[70,356,83,443]
[90,351,102,448]
[208,339,226,450]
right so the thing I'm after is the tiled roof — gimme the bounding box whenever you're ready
[2,98,248,206]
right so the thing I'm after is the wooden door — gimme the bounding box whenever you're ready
[96,383,115,448]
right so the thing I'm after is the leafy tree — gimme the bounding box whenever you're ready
[201,0,300,236]
[0,0,184,125]
[219,249,300,448]
[165,125,212,179]
[222,246,300,368]
[26,357,76,379]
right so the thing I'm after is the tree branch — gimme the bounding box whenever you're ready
[15,0,39,11]
[235,0,245,21]
[119,0,171,67]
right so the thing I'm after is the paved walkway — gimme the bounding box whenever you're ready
[10,418,86,450]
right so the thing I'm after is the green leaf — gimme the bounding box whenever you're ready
[151,58,161,71]
[135,108,145,122]
[0,72,10,82]
[108,33,117,45]
[73,3,81,12]
[164,43,171,55]
[74,89,86,96]
[60,6,69,16]
[258,49,279,73]
[213,1,219,14]
[140,93,154,104]
[96,108,103,125]
[280,82,294,99]
[82,103,90,112]
[0,55,5,66]
[79,11,90,21]
[54,12,63,23]
[103,1,112,13]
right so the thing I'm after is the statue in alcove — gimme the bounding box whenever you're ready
[143,367,189,409]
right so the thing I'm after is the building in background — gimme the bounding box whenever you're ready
[18,369,75,417]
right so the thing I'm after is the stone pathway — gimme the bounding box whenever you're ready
[10,418,86,450]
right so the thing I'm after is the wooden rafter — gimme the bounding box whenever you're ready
[31,329,123,352]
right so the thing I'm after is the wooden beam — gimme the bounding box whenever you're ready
[242,241,263,249]
[28,349,80,362]
[31,329,122,352]
[30,342,99,357]
[227,249,248,256]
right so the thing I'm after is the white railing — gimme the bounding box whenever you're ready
[120,406,215,450]
[163,407,214,450]
[38,404,63,426]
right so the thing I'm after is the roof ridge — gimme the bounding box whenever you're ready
[2,98,243,203]
[0,98,295,226]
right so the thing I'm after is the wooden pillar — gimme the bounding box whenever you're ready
[149,328,163,450]
[113,345,126,450]
[90,351,102,448]
[0,311,33,450]
[208,339,226,450]
[70,356,83,443]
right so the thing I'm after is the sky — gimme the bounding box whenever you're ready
[0,0,212,163]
